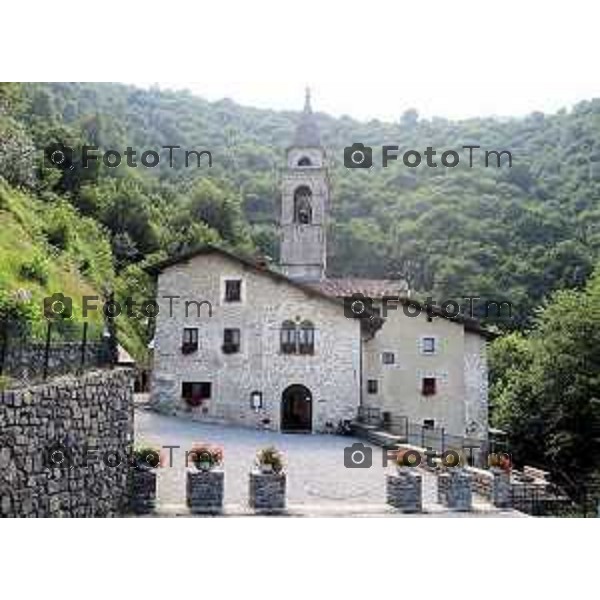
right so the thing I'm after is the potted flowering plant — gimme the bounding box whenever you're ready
[255,446,284,474]
[189,443,223,471]
[130,445,161,514]
[395,449,420,471]
[250,447,286,512]
[186,443,225,514]
[488,452,511,472]
[133,446,163,471]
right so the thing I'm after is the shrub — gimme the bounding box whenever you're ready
[133,446,162,470]
[45,221,70,250]
[256,446,284,473]
[19,255,48,285]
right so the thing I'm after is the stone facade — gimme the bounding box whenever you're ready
[362,300,489,440]
[438,468,473,511]
[386,468,423,512]
[249,470,286,512]
[186,469,225,513]
[0,368,134,517]
[463,332,489,439]
[151,252,361,433]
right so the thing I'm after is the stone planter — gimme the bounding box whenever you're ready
[130,468,157,514]
[386,468,422,512]
[186,468,224,514]
[490,467,512,508]
[249,470,286,513]
[438,468,472,511]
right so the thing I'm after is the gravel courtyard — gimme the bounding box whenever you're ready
[135,409,520,516]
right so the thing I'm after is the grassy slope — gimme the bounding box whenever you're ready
[0,179,144,358]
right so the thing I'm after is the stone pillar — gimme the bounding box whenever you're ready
[130,469,157,514]
[386,468,422,512]
[249,471,286,513]
[186,469,224,514]
[491,468,512,508]
[438,468,472,511]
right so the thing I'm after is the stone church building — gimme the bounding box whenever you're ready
[149,92,491,440]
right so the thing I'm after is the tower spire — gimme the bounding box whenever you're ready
[294,88,321,147]
[304,87,312,113]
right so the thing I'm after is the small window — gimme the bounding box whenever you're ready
[181,328,198,354]
[182,381,211,406]
[280,321,297,354]
[223,328,241,354]
[298,321,315,355]
[422,377,437,396]
[367,379,378,394]
[422,337,436,354]
[224,279,242,302]
[382,352,395,365]
[423,419,435,429]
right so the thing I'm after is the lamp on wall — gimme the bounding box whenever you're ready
[250,391,263,411]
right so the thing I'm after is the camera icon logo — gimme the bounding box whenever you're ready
[43,443,73,470]
[344,143,373,169]
[44,142,74,171]
[344,293,373,319]
[43,293,73,319]
[344,442,372,468]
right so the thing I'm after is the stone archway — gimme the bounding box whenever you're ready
[281,384,312,433]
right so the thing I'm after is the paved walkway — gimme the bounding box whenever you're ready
[135,410,521,516]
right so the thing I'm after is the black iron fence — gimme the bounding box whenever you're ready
[0,320,117,385]
[356,406,496,464]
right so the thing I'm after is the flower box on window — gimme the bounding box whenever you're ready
[181,342,198,354]
[222,343,240,354]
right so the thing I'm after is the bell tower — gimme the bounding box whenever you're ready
[279,89,328,281]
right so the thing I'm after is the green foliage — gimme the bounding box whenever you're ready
[490,264,600,504]
[19,253,49,285]
[133,446,161,470]
[0,288,40,337]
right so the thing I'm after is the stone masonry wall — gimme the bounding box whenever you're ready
[0,368,134,517]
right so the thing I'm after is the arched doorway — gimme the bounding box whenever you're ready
[281,385,312,432]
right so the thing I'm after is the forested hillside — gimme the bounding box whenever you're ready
[1,82,600,352]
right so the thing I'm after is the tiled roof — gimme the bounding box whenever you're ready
[307,278,409,299]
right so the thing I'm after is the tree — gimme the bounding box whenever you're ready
[490,264,600,510]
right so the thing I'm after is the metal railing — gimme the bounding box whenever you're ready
[0,320,117,385]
